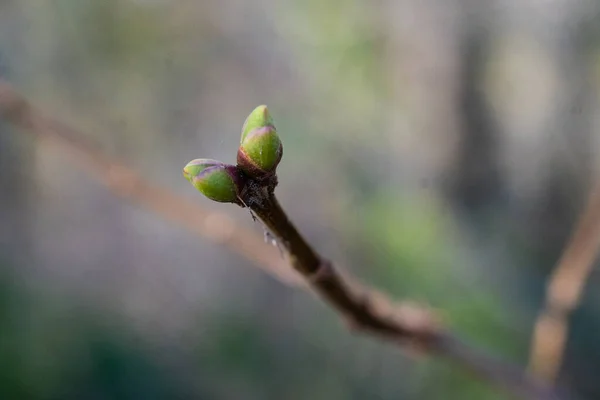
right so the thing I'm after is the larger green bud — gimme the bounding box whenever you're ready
[183,158,245,204]
[237,105,283,179]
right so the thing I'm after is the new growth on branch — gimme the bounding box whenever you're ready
[0,78,567,399]
[180,105,564,400]
[183,105,283,207]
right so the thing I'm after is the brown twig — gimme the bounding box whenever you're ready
[528,185,600,382]
[0,78,565,399]
[243,182,563,400]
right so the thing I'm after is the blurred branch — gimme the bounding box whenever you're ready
[0,79,302,286]
[0,78,563,400]
[529,185,600,382]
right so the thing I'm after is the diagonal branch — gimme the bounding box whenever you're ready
[0,79,302,286]
[246,186,564,400]
[0,78,565,399]
[528,185,600,381]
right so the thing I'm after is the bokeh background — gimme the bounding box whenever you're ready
[1,0,600,399]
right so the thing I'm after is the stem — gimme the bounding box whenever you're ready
[253,193,426,338]
[529,185,600,381]
[249,191,566,400]
[253,193,321,275]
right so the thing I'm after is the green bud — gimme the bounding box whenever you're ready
[241,105,274,142]
[183,158,245,204]
[237,105,283,178]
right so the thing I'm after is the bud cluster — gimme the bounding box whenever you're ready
[183,105,283,204]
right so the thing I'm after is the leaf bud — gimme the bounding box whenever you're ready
[183,158,245,204]
[237,105,283,179]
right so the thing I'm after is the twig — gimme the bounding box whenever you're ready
[243,183,563,400]
[0,78,565,399]
[528,185,600,381]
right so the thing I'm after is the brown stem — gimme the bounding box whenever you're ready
[528,185,600,381]
[249,191,565,400]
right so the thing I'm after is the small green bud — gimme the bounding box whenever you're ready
[237,105,283,179]
[183,158,245,204]
[241,105,274,141]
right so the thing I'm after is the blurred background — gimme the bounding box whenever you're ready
[1,0,599,399]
